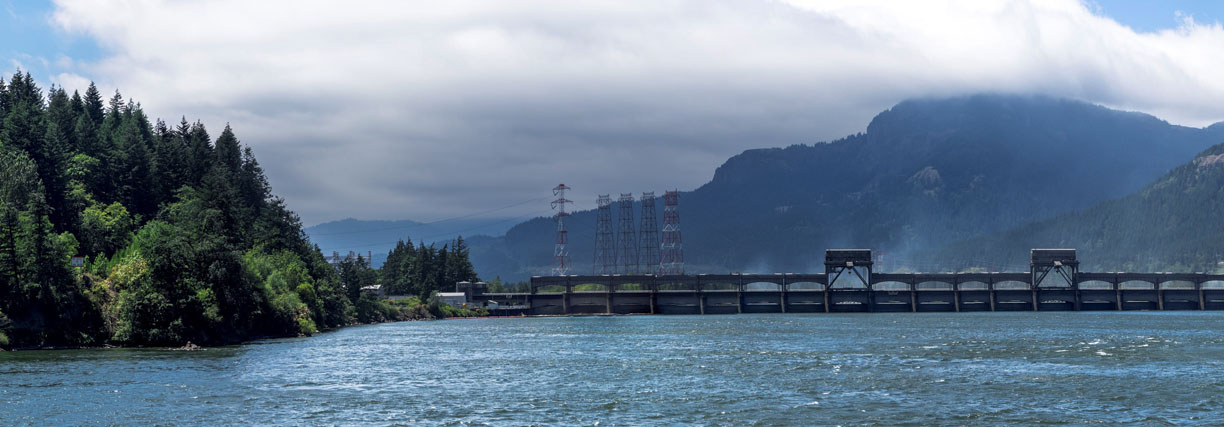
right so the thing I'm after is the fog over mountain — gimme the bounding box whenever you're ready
[928,137,1224,273]
[461,95,1224,282]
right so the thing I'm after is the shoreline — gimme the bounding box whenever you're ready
[0,316,442,352]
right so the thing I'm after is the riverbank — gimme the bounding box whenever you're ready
[0,297,496,351]
[1,317,432,352]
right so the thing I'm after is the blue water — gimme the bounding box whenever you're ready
[3,312,1224,425]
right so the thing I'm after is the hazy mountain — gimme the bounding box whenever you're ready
[925,141,1224,273]
[470,95,1224,281]
[304,218,519,268]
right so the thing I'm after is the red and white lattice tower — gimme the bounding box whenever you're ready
[593,195,617,275]
[660,190,684,275]
[551,184,573,276]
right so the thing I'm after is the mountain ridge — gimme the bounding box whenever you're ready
[924,140,1224,273]
[460,94,1224,281]
[304,217,519,268]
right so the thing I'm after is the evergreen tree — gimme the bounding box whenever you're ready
[213,124,242,173]
[73,113,100,157]
[1,72,47,156]
[186,121,212,185]
[339,255,372,304]
[69,90,84,117]
[82,82,104,126]
[379,239,417,296]
[0,75,8,119]
[46,86,76,150]
[39,122,71,227]
[447,236,479,284]
[113,115,155,217]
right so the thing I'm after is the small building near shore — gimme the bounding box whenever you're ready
[437,292,467,307]
[360,284,384,297]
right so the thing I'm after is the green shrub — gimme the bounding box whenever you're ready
[79,201,134,256]
[243,248,322,336]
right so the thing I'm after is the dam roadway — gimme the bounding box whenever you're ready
[477,249,1224,315]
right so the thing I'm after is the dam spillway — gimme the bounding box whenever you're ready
[478,249,1224,315]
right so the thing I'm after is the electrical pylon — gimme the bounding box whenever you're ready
[551,184,572,276]
[638,192,660,275]
[593,194,616,275]
[616,193,638,274]
[660,190,684,275]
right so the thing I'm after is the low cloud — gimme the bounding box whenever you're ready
[45,0,1224,225]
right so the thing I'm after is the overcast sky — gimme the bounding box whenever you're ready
[5,0,1224,227]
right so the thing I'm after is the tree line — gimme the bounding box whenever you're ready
[0,70,380,348]
[378,236,479,298]
[331,235,482,321]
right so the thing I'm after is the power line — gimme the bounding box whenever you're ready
[317,209,551,253]
[308,195,548,236]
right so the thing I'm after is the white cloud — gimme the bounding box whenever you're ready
[50,71,90,93]
[47,0,1224,225]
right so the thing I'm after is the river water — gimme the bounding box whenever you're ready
[3,312,1223,425]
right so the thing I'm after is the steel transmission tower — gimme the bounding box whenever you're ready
[616,193,638,274]
[593,195,617,275]
[660,190,684,275]
[551,184,573,275]
[638,192,660,275]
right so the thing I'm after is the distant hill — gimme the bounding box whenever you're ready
[924,141,1224,273]
[469,95,1224,281]
[304,218,519,268]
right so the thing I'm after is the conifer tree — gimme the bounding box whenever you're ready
[83,82,104,126]
[187,121,212,184]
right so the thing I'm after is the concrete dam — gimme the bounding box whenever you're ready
[474,250,1224,315]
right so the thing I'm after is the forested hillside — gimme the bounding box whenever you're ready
[470,95,1224,281]
[925,141,1224,273]
[0,71,364,349]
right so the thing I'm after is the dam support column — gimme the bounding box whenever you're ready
[780,276,787,313]
[737,280,744,314]
[1157,285,1164,311]
[953,282,961,312]
[824,284,830,313]
[563,285,571,315]
[988,278,996,312]
[606,284,613,314]
[697,281,705,315]
[780,289,787,313]
[910,279,918,312]
[650,284,657,314]
[866,284,874,313]
[1115,279,1122,311]
[1073,282,1082,311]
[1199,281,1206,311]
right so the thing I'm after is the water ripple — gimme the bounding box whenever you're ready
[2,312,1223,424]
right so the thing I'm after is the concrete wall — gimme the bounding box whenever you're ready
[785,291,826,312]
[829,290,870,313]
[523,274,1224,315]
